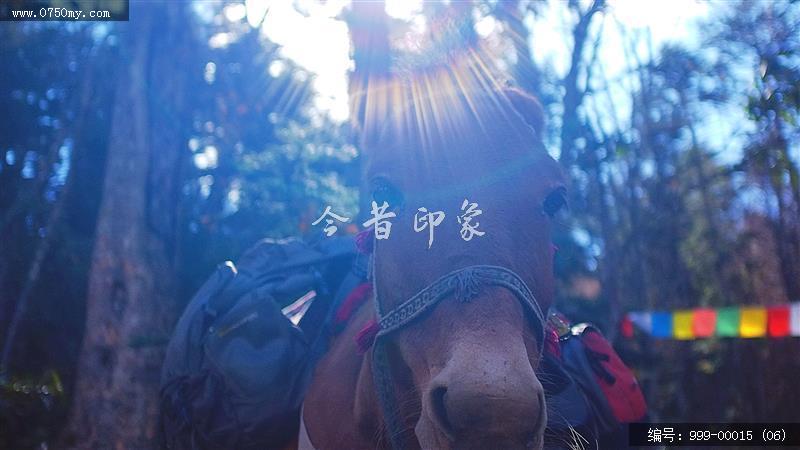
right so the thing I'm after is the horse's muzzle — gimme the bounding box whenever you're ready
[422,342,547,450]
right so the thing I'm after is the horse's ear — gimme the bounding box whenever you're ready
[504,87,545,137]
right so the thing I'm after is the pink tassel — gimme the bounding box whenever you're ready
[355,227,375,254]
[334,283,373,327]
[544,327,561,359]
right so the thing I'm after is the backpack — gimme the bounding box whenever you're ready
[543,314,648,449]
[160,236,361,449]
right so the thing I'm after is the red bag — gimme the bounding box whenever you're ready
[559,323,647,432]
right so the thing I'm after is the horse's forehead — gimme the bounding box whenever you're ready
[358,80,562,191]
[367,125,561,194]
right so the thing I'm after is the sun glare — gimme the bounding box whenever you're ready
[252,0,710,128]
[385,0,423,20]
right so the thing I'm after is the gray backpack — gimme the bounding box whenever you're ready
[160,236,364,449]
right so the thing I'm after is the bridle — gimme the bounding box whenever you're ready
[370,262,547,449]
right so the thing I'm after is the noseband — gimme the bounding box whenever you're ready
[371,264,547,449]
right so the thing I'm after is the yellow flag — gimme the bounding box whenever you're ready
[740,307,767,338]
[673,310,694,340]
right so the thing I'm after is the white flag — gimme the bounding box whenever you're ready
[790,302,800,337]
[628,311,653,334]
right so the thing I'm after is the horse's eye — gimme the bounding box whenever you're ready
[542,187,567,218]
[371,178,404,209]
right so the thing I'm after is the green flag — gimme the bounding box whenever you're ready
[716,307,740,337]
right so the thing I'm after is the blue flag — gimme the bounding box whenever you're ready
[651,312,672,338]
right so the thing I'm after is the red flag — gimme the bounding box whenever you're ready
[621,314,634,338]
[768,305,790,337]
[692,308,716,338]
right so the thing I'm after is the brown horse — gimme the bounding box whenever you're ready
[302,57,566,450]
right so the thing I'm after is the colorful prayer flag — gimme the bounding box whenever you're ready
[673,310,694,340]
[651,312,672,339]
[692,308,716,338]
[790,302,800,337]
[629,312,652,334]
[740,307,767,338]
[767,305,790,337]
[716,307,740,337]
[622,304,800,340]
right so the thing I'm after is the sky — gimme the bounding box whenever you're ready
[239,0,743,160]
[245,0,352,121]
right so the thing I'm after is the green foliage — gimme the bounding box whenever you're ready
[0,3,358,446]
[0,371,64,449]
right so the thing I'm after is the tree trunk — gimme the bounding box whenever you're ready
[345,0,391,221]
[61,3,191,448]
[559,0,604,168]
[493,1,542,97]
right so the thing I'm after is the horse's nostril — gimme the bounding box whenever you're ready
[429,385,455,441]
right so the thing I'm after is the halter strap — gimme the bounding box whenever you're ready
[371,264,547,449]
[375,265,546,349]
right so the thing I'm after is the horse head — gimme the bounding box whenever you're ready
[304,57,565,450]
